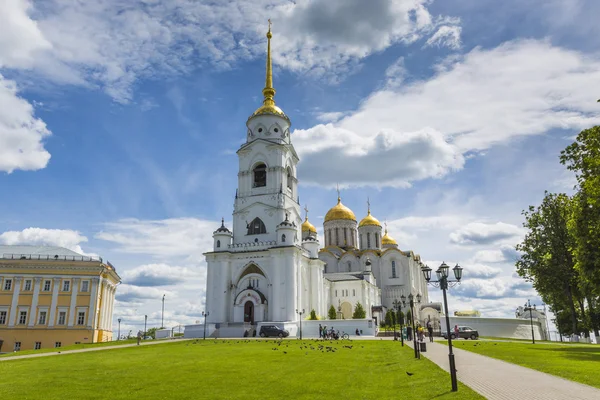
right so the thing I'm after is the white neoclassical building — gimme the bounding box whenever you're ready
[200,26,428,337]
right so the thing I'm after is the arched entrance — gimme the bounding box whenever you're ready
[244,301,254,324]
[341,302,353,319]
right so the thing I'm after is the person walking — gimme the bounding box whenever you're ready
[427,320,434,342]
[319,324,323,339]
[137,331,142,345]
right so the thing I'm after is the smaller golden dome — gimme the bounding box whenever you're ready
[302,218,317,234]
[252,103,287,118]
[359,211,381,228]
[382,229,398,246]
[324,198,357,222]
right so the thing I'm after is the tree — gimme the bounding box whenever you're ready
[352,302,366,319]
[406,310,412,325]
[397,310,405,326]
[146,327,158,339]
[308,309,318,320]
[384,310,392,327]
[516,192,580,335]
[328,305,337,320]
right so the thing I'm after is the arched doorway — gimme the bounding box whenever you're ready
[244,301,254,324]
[341,302,353,319]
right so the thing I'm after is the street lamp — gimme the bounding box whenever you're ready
[202,311,210,340]
[401,292,421,359]
[144,315,148,339]
[524,299,536,344]
[117,318,121,340]
[162,294,166,329]
[422,262,463,392]
[392,299,403,346]
[296,309,305,340]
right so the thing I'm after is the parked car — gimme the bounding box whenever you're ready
[259,325,289,338]
[442,326,479,340]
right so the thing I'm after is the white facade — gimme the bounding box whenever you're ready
[201,28,428,338]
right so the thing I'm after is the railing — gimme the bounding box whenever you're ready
[1,253,103,262]
[228,241,278,251]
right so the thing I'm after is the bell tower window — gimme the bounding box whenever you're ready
[247,218,267,235]
[217,240,221,248]
[286,167,293,190]
[253,163,267,188]
[367,232,371,248]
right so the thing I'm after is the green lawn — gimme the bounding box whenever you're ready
[0,339,483,399]
[451,340,600,388]
[0,338,143,357]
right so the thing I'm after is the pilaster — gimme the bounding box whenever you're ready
[8,276,23,327]
[28,277,43,327]
[47,278,60,327]
[68,278,81,327]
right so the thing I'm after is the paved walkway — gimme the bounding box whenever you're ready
[0,339,190,362]
[410,340,600,400]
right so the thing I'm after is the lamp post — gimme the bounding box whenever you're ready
[144,315,147,339]
[422,262,463,392]
[202,311,210,340]
[117,318,121,340]
[296,309,305,340]
[162,294,166,329]
[524,299,536,344]
[401,293,421,359]
[392,299,403,346]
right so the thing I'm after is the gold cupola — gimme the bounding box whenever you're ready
[301,205,317,234]
[359,199,381,227]
[324,196,357,223]
[250,20,289,121]
[381,228,398,246]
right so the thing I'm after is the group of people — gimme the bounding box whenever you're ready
[405,320,435,342]
[318,324,340,339]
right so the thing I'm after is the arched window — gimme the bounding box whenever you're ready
[335,228,339,245]
[391,261,397,278]
[216,240,221,248]
[360,234,363,249]
[286,167,293,190]
[328,230,332,245]
[343,228,347,246]
[253,163,267,187]
[281,234,286,242]
[367,232,371,248]
[247,218,267,235]
[347,261,351,272]
[375,233,379,248]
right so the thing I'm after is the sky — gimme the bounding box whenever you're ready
[1,0,600,336]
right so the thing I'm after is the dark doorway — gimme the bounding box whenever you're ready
[244,301,254,324]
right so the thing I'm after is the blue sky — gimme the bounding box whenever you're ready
[1,0,599,335]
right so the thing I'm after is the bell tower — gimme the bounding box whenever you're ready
[232,21,301,247]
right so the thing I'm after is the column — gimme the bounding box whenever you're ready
[106,285,115,331]
[88,277,99,329]
[8,277,23,327]
[96,279,105,329]
[28,277,43,327]
[99,280,107,330]
[47,278,60,327]
[68,278,80,327]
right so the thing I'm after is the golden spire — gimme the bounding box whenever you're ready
[250,20,287,119]
[367,197,371,214]
[336,183,341,202]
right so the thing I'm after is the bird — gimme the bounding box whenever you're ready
[283,351,287,354]
[406,372,414,376]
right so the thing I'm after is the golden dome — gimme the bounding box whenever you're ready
[381,229,398,246]
[324,198,357,222]
[302,218,317,234]
[359,211,381,228]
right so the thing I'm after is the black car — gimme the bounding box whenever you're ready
[442,326,479,340]
[259,325,289,338]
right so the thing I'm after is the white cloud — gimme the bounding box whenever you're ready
[0,227,92,255]
[0,74,51,173]
[425,25,461,49]
[0,0,459,102]
[449,222,524,246]
[293,40,600,188]
[115,284,173,303]
[122,263,201,287]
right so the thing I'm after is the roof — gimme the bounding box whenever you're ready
[325,273,364,282]
[0,245,84,258]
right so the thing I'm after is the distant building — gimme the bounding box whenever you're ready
[0,245,120,352]
[454,310,481,317]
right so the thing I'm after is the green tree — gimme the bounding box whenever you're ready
[308,309,318,320]
[397,310,405,326]
[516,192,581,335]
[406,310,412,325]
[146,327,158,339]
[352,302,366,319]
[384,310,392,327]
[328,305,337,320]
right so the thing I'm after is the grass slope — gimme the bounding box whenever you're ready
[1,339,482,399]
[0,339,141,358]
[452,340,600,388]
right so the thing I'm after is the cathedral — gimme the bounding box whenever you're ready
[203,25,428,336]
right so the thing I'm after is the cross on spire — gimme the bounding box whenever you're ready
[268,18,272,32]
[367,197,371,213]
[304,204,309,220]
[336,183,340,201]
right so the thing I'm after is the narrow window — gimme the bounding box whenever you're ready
[62,281,70,292]
[39,311,47,325]
[3,279,12,291]
[14,342,21,351]
[55,342,62,348]
[335,228,339,245]
[43,280,51,291]
[253,163,267,187]
[328,230,332,245]
[58,311,66,325]
[367,232,371,248]
[35,342,42,350]
[375,233,379,248]
[77,312,86,325]
[247,218,267,235]
[343,228,347,245]
[335,290,337,297]
[216,240,221,248]
[286,167,293,190]
[360,234,363,249]
[347,261,351,272]
[353,289,356,296]
[392,261,397,278]
[81,281,89,292]
[0,311,7,324]
[18,311,27,325]
[24,280,32,291]
[281,234,286,242]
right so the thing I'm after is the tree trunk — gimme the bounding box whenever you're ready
[565,284,578,335]
[587,297,600,337]
[577,298,590,337]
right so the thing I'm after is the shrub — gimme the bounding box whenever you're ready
[328,305,337,320]
[352,302,366,319]
[309,309,318,320]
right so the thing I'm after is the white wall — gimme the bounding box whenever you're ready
[446,316,547,340]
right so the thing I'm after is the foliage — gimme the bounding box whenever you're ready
[450,340,600,389]
[398,310,405,326]
[146,327,158,339]
[384,310,392,326]
[328,305,337,320]
[406,310,412,325]
[0,341,482,399]
[352,302,366,319]
[308,309,318,320]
